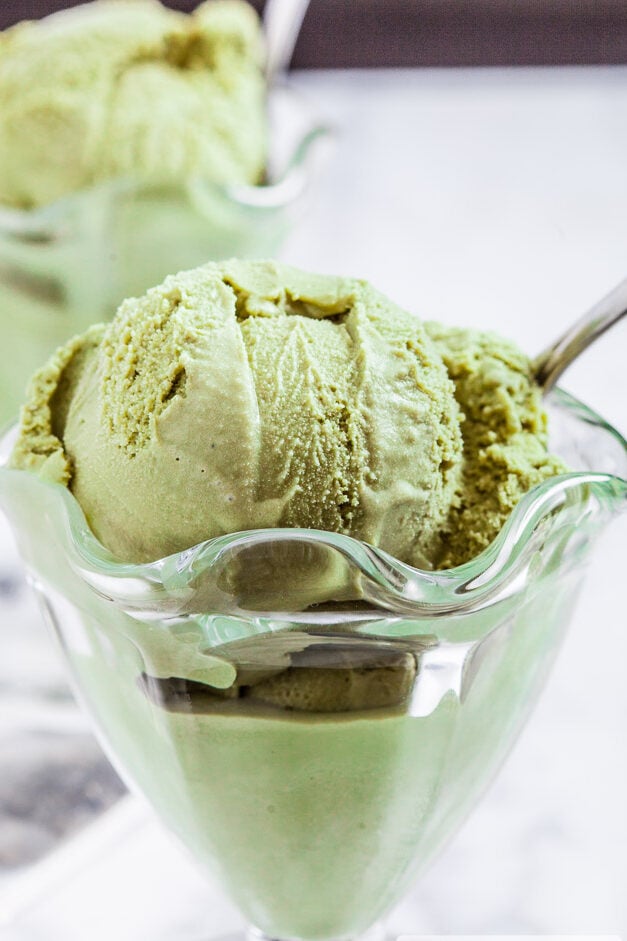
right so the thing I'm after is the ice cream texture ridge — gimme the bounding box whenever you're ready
[10,258,566,570]
[0,0,266,209]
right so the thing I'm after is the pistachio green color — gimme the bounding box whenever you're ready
[10,260,566,569]
[11,259,464,568]
[426,323,567,568]
[0,0,266,209]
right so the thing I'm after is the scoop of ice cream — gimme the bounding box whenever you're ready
[11,259,464,568]
[0,0,266,209]
[141,635,424,713]
[244,647,418,713]
[426,323,567,568]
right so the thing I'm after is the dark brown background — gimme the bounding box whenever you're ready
[2,1,627,67]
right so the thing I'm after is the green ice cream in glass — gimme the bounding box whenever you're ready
[2,260,625,941]
[0,1,328,425]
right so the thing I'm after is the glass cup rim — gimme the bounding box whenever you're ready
[1,389,625,620]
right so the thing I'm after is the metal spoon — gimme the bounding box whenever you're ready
[534,277,627,392]
[263,0,312,83]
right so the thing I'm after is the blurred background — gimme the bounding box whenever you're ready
[2,0,627,67]
[0,1,626,938]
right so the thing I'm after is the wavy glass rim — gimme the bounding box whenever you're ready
[0,86,333,238]
[1,390,625,618]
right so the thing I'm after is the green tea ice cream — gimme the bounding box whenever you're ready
[0,0,266,209]
[8,259,568,940]
[11,258,564,569]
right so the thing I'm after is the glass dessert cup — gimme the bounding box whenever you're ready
[0,390,625,941]
[0,85,331,426]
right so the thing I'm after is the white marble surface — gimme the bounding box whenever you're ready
[1,65,626,937]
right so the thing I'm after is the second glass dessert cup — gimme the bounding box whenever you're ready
[0,390,625,941]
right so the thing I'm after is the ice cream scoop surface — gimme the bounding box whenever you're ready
[0,0,266,208]
[426,323,567,567]
[11,259,464,567]
[11,260,566,568]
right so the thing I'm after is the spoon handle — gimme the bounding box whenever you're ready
[534,277,627,392]
[264,0,312,82]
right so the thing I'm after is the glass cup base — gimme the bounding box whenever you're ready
[212,924,387,941]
